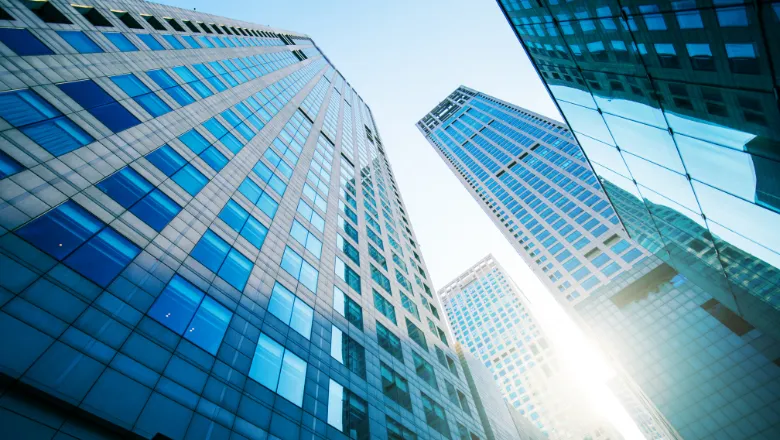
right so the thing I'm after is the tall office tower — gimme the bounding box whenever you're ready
[456,342,546,440]
[0,1,491,439]
[417,87,651,307]
[493,0,780,341]
[440,255,617,440]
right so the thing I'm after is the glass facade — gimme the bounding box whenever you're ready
[417,87,651,306]
[495,0,780,344]
[440,255,619,440]
[0,1,492,439]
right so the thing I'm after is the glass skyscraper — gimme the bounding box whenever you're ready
[417,87,651,306]
[0,1,498,439]
[494,0,780,343]
[439,255,620,440]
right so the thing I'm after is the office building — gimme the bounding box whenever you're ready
[494,0,780,341]
[440,255,618,439]
[417,87,652,307]
[0,1,491,439]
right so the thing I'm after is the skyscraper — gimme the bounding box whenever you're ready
[417,87,651,306]
[439,255,619,440]
[493,0,780,342]
[0,1,493,439]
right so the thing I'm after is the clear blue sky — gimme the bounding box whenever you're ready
[156,1,644,437]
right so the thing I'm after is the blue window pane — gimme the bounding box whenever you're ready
[57,31,103,53]
[241,217,268,249]
[96,167,153,208]
[148,275,205,334]
[64,228,141,287]
[622,248,642,263]
[146,144,185,176]
[213,37,226,48]
[162,35,185,50]
[198,36,215,48]
[254,162,273,182]
[20,117,94,156]
[200,146,228,171]
[192,230,230,273]
[219,200,249,231]
[220,110,241,127]
[135,93,171,117]
[89,101,140,132]
[146,69,179,89]
[249,333,284,391]
[130,189,181,232]
[58,80,114,110]
[104,33,137,52]
[203,118,228,138]
[0,89,61,127]
[205,76,227,92]
[181,35,200,48]
[277,351,306,406]
[257,193,278,218]
[299,260,319,293]
[184,296,231,355]
[218,248,252,290]
[193,64,214,78]
[16,201,103,260]
[268,176,286,196]
[138,34,165,50]
[164,86,195,106]
[238,178,263,204]
[172,66,198,82]
[179,129,210,154]
[611,240,630,254]
[0,28,54,56]
[290,301,313,339]
[268,283,295,324]
[172,164,207,196]
[0,150,24,179]
[111,74,151,97]
[236,123,255,140]
[281,247,303,279]
[234,103,252,118]
[189,81,213,98]
[219,133,243,154]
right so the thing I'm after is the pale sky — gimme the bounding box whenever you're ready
[156,0,645,438]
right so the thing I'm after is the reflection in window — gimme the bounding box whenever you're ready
[147,274,232,355]
[421,392,451,437]
[327,379,370,439]
[280,246,319,293]
[380,363,413,411]
[377,322,403,361]
[268,282,313,339]
[191,230,253,290]
[330,325,366,378]
[248,333,307,406]
[333,286,363,330]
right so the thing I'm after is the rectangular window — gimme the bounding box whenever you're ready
[58,31,103,53]
[376,322,403,361]
[268,282,314,339]
[387,416,417,440]
[373,290,397,325]
[406,318,428,350]
[330,325,366,378]
[337,234,360,266]
[97,166,181,232]
[58,80,140,132]
[335,256,361,294]
[297,200,325,233]
[280,246,319,293]
[412,351,437,389]
[380,363,412,411]
[370,264,391,294]
[333,286,363,330]
[104,32,138,51]
[327,380,369,438]
[248,333,307,407]
[147,274,231,355]
[421,393,451,437]
[190,230,253,291]
[400,292,420,321]
[290,220,323,259]
[368,244,387,270]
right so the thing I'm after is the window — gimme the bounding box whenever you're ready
[337,234,360,266]
[280,246,319,293]
[237,178,278,218]
[368,244,387,270]
[146,69,196,106]
[374,290,397,324]
[327,380,370,439]
[162,34,185,50]
[138,33,165,50]
[458,391,471,415]
[248,333,307,407]
[370,264,391,294]
[0,150,24,179]
[58,80,140,132]
[376,322,403,361]
[217,199,268,249]
[110,73,171,117]
[335,256,361,294]
[380,363,412,411]
[141,14,167,31]
[333,286,363,330]
[57,31,103,53]
[25,1,71,24]
[686,43,715,71]
[387,416,417,440]
[16,201,140,287]
[726,43,759,74]
[413,351,437,389]
[447,356,459,377]
[253,161,285,196]
[0,28,54,55]
[73,5,111,26]
[0,88,93,156]
[103,32,137,52]
[421,393,451,437]
[190,230,253,290]
[96,166,181,232]
[290,220,322,258]
[331,325,366,378]
[400,292,420,320]
[111,10,143,29]
[406,318,428,350]
[268,282,314,339]
[147,275,231,355]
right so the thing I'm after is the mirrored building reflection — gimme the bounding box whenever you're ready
[495,0,780,341]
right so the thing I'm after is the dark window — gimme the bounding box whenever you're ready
[0,6,13,20]
[0,28,53,55]
[377,322,403,361]
[112,10,143,29]
[182,20,200,33]
[164,17,185,32]
[0,150,24,179]
[58,80,140,132]
[380,363,413,411]
[72,5,112,27]
[24,0,72,24]
[412,351,437,388]
[140,14,166,31]
[702,298,754,336]
[421,393,451,437]
[327,380,370,439]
